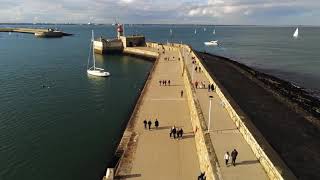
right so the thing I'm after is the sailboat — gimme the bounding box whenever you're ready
[87,30,110,77]
[194,29,197,34]
[204,27,206,32]
[213,29,216,35]
[293,28,299,38]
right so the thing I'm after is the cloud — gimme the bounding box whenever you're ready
[0,0,319,25]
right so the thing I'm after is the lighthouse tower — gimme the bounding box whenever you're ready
[117,24,124,39]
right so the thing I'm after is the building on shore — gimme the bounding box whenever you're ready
[93,24,146,54]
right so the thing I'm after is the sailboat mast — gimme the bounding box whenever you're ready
[92,30,96,70]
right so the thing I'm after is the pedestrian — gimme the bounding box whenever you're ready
[180,90,184,97]
[143,119,147,129]
[203,82,206,89]
[195,66,198,72]
[231,149,238,166]
[198,172,206,180]
[164,80,167,86]
[208,85,211,92]
[199,66,202,72]
[211,84,214,92]
[172,126,177,139]
[170,126,175,138]
[159,80,162,86]
[148,120,152,130]
[195,81,198,88]
[224,152,230,166]
[168,80,171,86]
[162,80,165,85]
[179,128,184,139]
[155,119,159,129]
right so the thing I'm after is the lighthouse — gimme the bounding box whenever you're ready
[117,24,124,39]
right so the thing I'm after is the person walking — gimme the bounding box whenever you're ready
[199,66,202,72]
[172,126,177,139]
[211,84,214,92]
[164,80,167,86]
[231,149,238,166]
[168,80,171,86]
[195,66,198,72]
[143,119,147,129]
[179,128,184,139]
[147,120,152,130]
[159,80,162,86]
[170,126,175,138]
[180,90,184,98]
[155,119,159,129]
[198,172,206,180]
[224,152,230,166]
[208,85,211,92]
[195,81,198,89]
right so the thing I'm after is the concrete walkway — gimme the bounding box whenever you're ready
[182,47,269,180]
[116,48,200,179]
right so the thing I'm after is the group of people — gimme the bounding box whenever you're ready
[224,149,239,166]
[194,81,215,91]
[169,126,184,139]
[143,119,159,130]
[194,66,202,73]
[164,56,177,61]
[159,80,171,86]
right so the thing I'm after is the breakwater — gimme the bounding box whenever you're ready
[105,42,298,180]
[0,28,72,36]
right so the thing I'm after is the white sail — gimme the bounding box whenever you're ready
[170,29,172,35]
[293,28,299,38]
[204,27,206,31]
[194,29,197,34]
[213,29,216,35]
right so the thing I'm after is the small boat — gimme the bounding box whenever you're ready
[204,28,206,31]
[293,27,299,38]
[87,30,110,77]
[194,29,197,34]
[204,40,218,46]
[213,29,216,35]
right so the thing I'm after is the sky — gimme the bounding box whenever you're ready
[0,0,319,25]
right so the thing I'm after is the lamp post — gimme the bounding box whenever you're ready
[208,95,213,133]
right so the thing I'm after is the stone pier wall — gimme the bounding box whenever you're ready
[184,45,296,180]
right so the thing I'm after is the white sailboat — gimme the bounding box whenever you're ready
[213,29,216,35]
[87,30,110,77]
[293,28,299,38]
[194,29,197,34]
[204,27,206,32]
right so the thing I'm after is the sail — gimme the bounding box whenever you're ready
[170,29,172,35]
[194,29,197,34]
[213,29,216,35]
[293,28,299,38]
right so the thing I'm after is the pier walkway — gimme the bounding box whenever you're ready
[181,47,268,180]
[115,47,200,179]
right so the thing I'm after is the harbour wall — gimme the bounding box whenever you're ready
[108,42,296,180]
[181,44,297,180]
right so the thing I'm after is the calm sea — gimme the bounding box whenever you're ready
[0,24,319,180]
